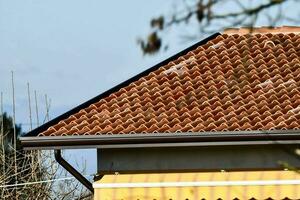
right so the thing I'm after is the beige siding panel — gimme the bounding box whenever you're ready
[94,171,300,200]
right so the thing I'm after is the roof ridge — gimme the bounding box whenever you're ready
[224,26,300,35]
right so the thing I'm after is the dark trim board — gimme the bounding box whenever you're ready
[97,144,300,174]
[20,130,300,150]
[23,32,221,138]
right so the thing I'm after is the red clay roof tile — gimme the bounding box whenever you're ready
[38,27,300,136]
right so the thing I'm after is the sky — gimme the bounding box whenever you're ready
[0,0,299,179]
[0,0,178,119]
[0,0,190,177]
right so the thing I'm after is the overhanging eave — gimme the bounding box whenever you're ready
[20,130,300,150]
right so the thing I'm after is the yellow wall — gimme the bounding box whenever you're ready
[94,171,300,200]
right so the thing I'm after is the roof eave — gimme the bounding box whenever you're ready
[20,130,300,150]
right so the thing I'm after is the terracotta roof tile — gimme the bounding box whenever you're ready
[38,28,300,136]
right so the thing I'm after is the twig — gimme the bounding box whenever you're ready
[34,90,40,127]
[11,71,18,200]
[44,94,50,123]
[0,92,5,199]
[27,83,33,131]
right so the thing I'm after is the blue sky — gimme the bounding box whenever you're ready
[0,0,299,177]
[0,0,190,177]
[0,0,177,119]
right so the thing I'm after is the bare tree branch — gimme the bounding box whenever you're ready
[139,0,299,54]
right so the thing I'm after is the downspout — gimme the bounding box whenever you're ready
[54,149,94,193]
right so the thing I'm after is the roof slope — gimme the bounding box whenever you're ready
[28,27,300,137]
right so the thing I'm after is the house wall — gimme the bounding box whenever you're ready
[93,171,300,199]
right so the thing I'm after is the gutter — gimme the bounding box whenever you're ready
[54,149,95,193]
[21,130,300,150]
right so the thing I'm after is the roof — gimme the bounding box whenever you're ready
[21,26,300,149]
